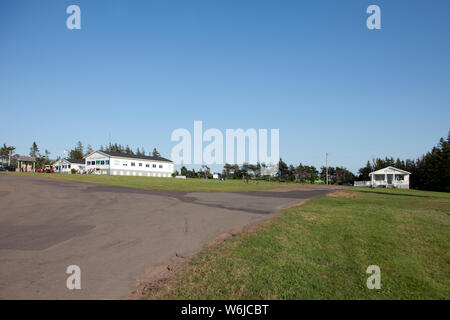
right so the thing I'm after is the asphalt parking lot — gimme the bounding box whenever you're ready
[0,174,335,299]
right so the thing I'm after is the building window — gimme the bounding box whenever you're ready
[87,161,91,165]
[123,162,127,166]
[101,160,105,165]
[159,164,163,168]
[146,164,149,168]
[68,165,71,168]
[106,160,109,165]
[131,162,135,166]
[152,164,156,168]
[139,163,142,167]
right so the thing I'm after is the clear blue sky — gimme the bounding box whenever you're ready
[1,0,449,173]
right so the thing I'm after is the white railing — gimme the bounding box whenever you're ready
[354,180,408,187]
[354,181,371,187]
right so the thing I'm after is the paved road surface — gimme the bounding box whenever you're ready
[0,174,335,299]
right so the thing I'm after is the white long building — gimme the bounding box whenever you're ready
[84,151,174,177]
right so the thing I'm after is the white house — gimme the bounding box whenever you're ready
[84,150,174,177]
[354,166,411,189]
[53,158,86,173]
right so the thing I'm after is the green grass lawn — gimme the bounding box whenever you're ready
[5,172,302,192]
[159,188,450,299]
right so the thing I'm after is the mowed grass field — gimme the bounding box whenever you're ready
[157,188,450,299]
[5,172,303,192]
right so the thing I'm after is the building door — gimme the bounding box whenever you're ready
[387,174,393,185]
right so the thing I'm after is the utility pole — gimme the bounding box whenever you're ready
[8,149,12,166]
[371,156,375,188]
[326,153,329,185]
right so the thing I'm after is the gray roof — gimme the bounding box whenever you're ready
[17,156,36,162]
[98,151,173,163]
[67,159,85,164]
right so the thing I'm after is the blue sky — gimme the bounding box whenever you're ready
[1,0,449,173]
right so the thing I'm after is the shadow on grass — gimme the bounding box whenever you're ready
[354,189,431,198]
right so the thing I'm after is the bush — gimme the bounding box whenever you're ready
[71,168,77,174]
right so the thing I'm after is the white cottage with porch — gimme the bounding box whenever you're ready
[355,166,411,189]
[53,158,86,173]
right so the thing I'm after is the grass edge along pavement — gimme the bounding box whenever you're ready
[151,188,450,299]
[4,172,326,192]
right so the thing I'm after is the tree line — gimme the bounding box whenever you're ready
[178,159,355,185]
[99,143,161,158]
[3,132,448,191]
[69,141,162,160]
[357,132,449,192]
[0,141,53,169]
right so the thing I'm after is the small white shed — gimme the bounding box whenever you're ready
[369,166,411,189]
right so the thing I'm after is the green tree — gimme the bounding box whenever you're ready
[125,145,134,155]
[152,148,161,157]
[278,158,289,181]
[180,166,188,176]
[357,161,372,180]
[308,166,318,183]
[1,144,15,165]
[223,163,232,179]
[29,141,40,157]
[69,141,84,160]
[85,144,94,156]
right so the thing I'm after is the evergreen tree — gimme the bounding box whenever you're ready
[69,141,84,160]
[86,144,94,155]
[125,145,133,155]
[29,141,40,157]
[180,166,188,176]
[152,148,160,157]
[278,158,289,180]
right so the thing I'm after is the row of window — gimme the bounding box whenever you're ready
[125,162,163,168]
[87,159,165,169]
[87,160,109,166]
[55,165,71,169]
